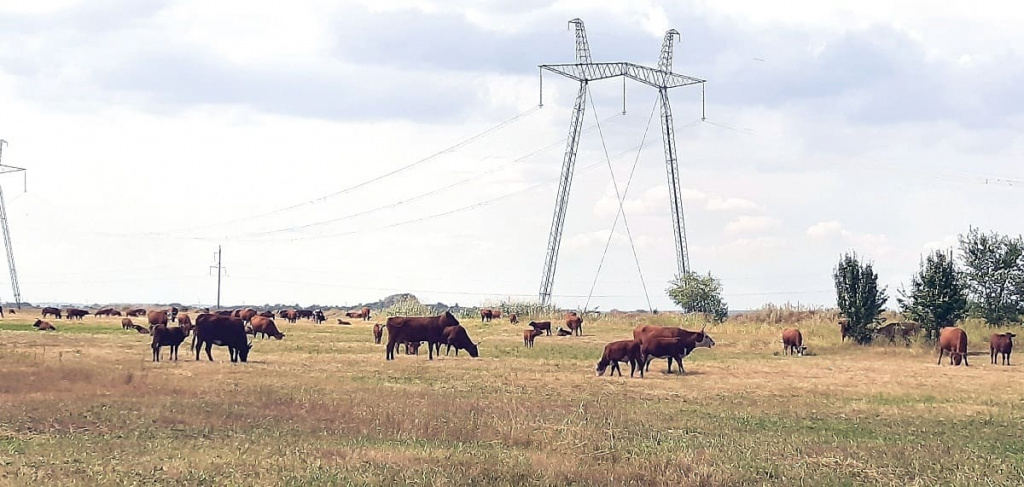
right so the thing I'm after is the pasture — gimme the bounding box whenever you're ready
[1,311,1023,486]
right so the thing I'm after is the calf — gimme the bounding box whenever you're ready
[337,319,351,325]
[32,319,56,331]
[523,328,542,348]
[565,314,583,336]
[121,318,135,330]
[937,327,969,366]
[509,313,519,325]
[596,340,643,378]
[372,323,384,344]
[442,325,480,357]
[991,333,1015,365]
[838,318,851,342]
[528,321,552,336]
[151,325,188,362]
[638,326,715,374]
[556,327,572,336]
[782,328,806,356]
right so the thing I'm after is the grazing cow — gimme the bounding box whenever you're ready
[782,328,806,356]
[385,310,461,360]
[556,327,572,336]
[122,318,135,329]
[523,328,542,348]
[41,307,62,319]
[991,333,1015,365]
[147,310,169,328]
[239,308,257,324]
[33,319,56,331]
[443,325,480,357]
[528,321,552,336]
[838,318,851,342]
[193,314,253,362]
[509,313,519,325]
[491,309,502,320]
[372,323,384,344]
[258,311,274,318]
[94,307,116,317]
[313,310,326,324]
[937,327,969,366]
[337,319,351,325]
[633,324,715,373]
[249,316,285,340]
[110,310,122,316]
[65,308,90,320]
[282,309,298,323]
[874,323,899,344]
[151,324,188,362]
[297,309,314,320]
[565,314,583,336]
[127,308,147,317]
[480,308,493,322]
[899,322,922,342]
[596,340,643,378]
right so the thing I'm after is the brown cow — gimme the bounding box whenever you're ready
[509,313,518,325]
[337,319,351,325]
[127,308,147,317]
[249,316,285,340]
[480,308,493,322]
[528,321,552,336]
[523,328,542,348]
[121,318,135,330]
[176,313,192,328]
[442,325,480,357]
[65,308,90,320]
[32,319,55,331]
[151,324,189,362]
[216,310,234,317]
[565,314,583,336]
[385,310,461,360]
[296,309,314,320]
[373,323,384,344]
[282,309,298,323]
[491,309,502,320]
[634,324,715,373]
[239,308,257,324]
[596,340,643,378]
[94,307,116,317]
[147,310,169,328]
[937,327,969,366]
[360,307,371,321]
[345,310,363,318]
[874,323,898,344]
[782,328,806,356]
[838,317,851,342]
[41,307,62,319]
[258,311,274,318]
[991,333,1015,365]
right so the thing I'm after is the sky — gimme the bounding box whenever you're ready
[0,0,1022,310]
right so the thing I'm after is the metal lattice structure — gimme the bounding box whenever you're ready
[0,140,26,309]
[537,19,705,305]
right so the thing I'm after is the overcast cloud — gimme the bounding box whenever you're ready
[0,0,1022,311]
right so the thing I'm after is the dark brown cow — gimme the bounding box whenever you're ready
[480,308,493,322]
[41,307,62,319]
[121,318,135,329]
[337,319,351,325]
[556,327,572,336]
[94,307,116,317]
[509,313,518,325]
[373,323,384,344]
[258,311,274,318]
[151,324,188,362]
[127,308,147,317]
[345,310,362,318]
[7,309,14,315]
[360,307,371,321]
[596,340,643,378]
[991,333,1015,365]
[899,322,922,342]
[385,310,460,360]
[528,321,552,336]
[523,328,542,348]
[249,316,285,340]
[147,310,169,328]
[782,328,806,356]
[282,309,298,323]
[442,325,479,357]
[874,323,899,343]
[838,318,851,342]
[634,324,715,373]
[216,310,234,317]
[565,314,583,336]
[239,308,257,324]
[33,319,55,331]
[193,314,252,362]
[313,310,326,324]
[491,309,502,320]
[65,308,90,320]
[296,309,314,320]
[937,327,969,366]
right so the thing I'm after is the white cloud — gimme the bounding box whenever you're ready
[922,235,958,253]
[806,220,844,239]
[706,197,761,212]
[805,221,891,257]
[725,215,781,234]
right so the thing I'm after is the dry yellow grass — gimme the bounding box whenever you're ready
[0,311,1023,486]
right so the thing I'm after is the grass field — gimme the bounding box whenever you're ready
[1,311,1023,486]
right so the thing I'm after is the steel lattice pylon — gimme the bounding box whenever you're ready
[0,140,25,309]
[537,20,704,305]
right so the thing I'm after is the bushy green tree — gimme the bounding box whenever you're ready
[833,252,888,344]
[666,272,728,322]
[958,227,1024,324]
[898,250,968,341]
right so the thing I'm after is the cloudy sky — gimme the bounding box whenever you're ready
[0,0,1022,310]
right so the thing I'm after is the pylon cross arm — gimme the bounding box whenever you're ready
[540,62,704,89]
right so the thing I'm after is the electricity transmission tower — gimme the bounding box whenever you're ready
[0,140,26,309]
[536,19,706,305]
[209,245,227,308]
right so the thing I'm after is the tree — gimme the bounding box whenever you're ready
[666,272,729,322]
[833,252,888,344]
[958,227,1024,324]
[897,250,968,341]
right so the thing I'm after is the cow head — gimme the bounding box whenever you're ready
[465,341,480,358]
[274,332,286,340]
[797,345,807,356]
[1007,332,1017,339]
[238,339,253,362]
[695,324,715,348]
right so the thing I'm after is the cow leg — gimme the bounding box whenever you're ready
[428,341,434,360]
[937,349,944,365]
[675,355,685,375]
[666,358,672,374]
[386,339,396,360]
[963,352,969,367]
[172,345,178,361]
[152,345,159,362]
[992,349,997,365]
[205,343,214,361]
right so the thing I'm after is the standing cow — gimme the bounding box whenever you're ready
[386,310,465,361]
[523,328,542,348]
[372,323,384,344]
[596,340,643,378]
[782,328,806,356]
[991,333,1015,365]
[528,321,552,336]
[151,324,189,362]
[937,327,969,366]
[41,307,62,319]
[193,314,253,362]
[249,316,285,340]
[565,313,583,336]
[147,310,170,328]
[634,324,715,373]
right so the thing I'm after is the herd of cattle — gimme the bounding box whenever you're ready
[19,305,1018,372]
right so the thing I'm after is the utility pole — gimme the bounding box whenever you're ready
[209,246,227,308]
[536,19,705,305]
[0,140,26,309]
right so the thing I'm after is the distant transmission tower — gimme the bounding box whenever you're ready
[0,140,26,309]
[536,19,706,305]
[209,245,228,308]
